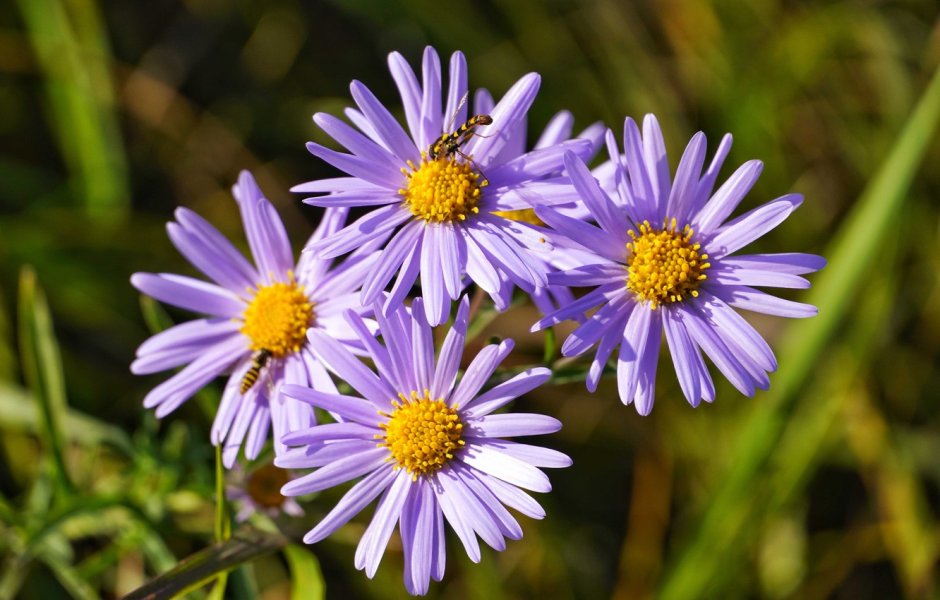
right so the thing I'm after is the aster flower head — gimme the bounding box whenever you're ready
[277,297,570,596]
[533,115,825,414]
[226,462,303,522]
[131,171,377,467]
[294,46,594,325]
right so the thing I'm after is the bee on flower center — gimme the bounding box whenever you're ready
[240,349,272,394]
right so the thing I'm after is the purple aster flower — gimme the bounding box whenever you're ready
[293,46,593,326]
[277,297,570,596]
[131,171,377,467]
[226,462,304,522]
[532,115,825,414]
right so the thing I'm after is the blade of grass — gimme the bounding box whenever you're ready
[17,267,73,495]
[660,60,940,599]
[15,0,129,222]
[123,528,287,600]
[284,545,325,600]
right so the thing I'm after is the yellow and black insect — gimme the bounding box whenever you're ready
[428,114,493,160]
[240,349,272,394]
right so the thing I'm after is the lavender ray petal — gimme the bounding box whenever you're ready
[465,233,501,293]
[459,444,551,493]
[304,466,398,543]
[709,265,810,289]
[131,273,245,318]
[304,142,402,189]
[449,339,514,408]
[477,440,571,468]
[387,51,423,143]
[174,208,260,284]
[564,151,626,237]
[282,447,388,496]
[531,282,622,331]
[430,296,469,398]
[432,471,482,562]
[616,304,650,406]
[355,470,413,577]
[166,223,255,293]
[474,471,545,519]
[465,414,561,438]
[641,114,671,219]
[692,159,763,235]
[411,300,435,390]
[243,405,270,460]
[419,47,442,150]
[437,224,464,300]
[221,392,259,468]
[144,336,245,415]
[707,193,803,259]
[548,263,625,288]
[691,132,733,213]
[444,51,468,133]
[709,284,818,318]
[662,307,702,406]
[383,235,422,314]
[622,117,658,223]
[562,292,630,358]
[698,291,776,373]
[310,204,410,259]
[282,422,379,446]
[291,177,385,194]
[718,253,826,275]
[276,440,376,468]
[211,367,250,445]
[231,171,293,281]
[350,80,420,165]
[436,468,504,551]
[453,465,522,540]
[314,112,402,168]
[534,207,626,263]
[683,304,756,396]
[587,306,631,393]
[534,110,574,150]
[361,221,423,303]
[467,73,540,167]
[633,309,662,416]
[307,329,396,405]
[281,385,382,427]
[666,131,706,224]
[461,367,550,418]
[487,139,592,188]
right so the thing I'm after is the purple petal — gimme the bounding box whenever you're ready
[466,73,540,167]
[282,447,387,496]
[304,142,402,189]
[632,309,662,416]
[304,466,397,543]
[166,223,255,294]
[131,273,245,318]
[459,444,551,493]
[311,204,410,259]
[692,133,733,212]
[419,47,442,151]
[281,421,379,446]
[718,253,826,275]
[466,413,561,437]
[693,159,763,236]
[481,440,571,468]
[144,335,245,415]
[487,139,592,188]
[709,284,818,318]
[666,131,706,224]
[534,110,574,149]
[281,385,380,426]
[683,304,756,396]
[361,220,423,303]
[534,207,626,263]
[350,80,420,164]
[461,367,551,418]
[307,329,396,406]
[709,265,810,289]
[444,51,468,135]
[616,305,650,406]
[587,308,631,393]
[355,470,413,577]
[474,471,545,519]
[436,468,504,551]
[401,479,434,595]
[707,193,803,259]
[449,339,514,408]
[387,51,423,143]
[453,466,522,540]
[622,117,658,222]
[174,208,260,285]
[429,296,469,399]
[231,171,293,282]
[662,307,702,406]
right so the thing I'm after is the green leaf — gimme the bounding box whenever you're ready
[0,382,133,455]
[17,267,73,495]
[123,528,287,600]
[284,545,325,600]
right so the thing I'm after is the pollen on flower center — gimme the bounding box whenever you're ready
[246,463,290,509]
[378,390,464,479]
[492,208,546,227]
[626,218,711,308]
[400,152,484,223]
[241,275,313,357]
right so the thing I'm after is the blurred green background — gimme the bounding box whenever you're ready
[1,0,939,598]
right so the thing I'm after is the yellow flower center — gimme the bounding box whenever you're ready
[245,463,290,509]
[492,208,546,227]
[378,390,464,479]
[626,218,710,308]
[240,276,313,357]
[400,153,484,223]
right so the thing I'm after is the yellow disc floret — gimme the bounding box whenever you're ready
[245,463,290,509]
[626,218,711,308]
[492,208,546,227]
[400,152,484,223]
[241,274,313,357]
[378,390,464,479]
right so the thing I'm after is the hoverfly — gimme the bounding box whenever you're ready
[240,349,272,394]
[428,92,493,161]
